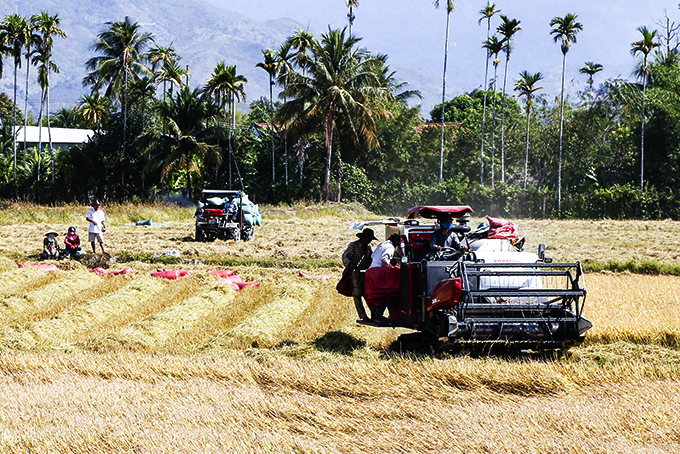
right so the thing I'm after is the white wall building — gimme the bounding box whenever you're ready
[12,126,94,150]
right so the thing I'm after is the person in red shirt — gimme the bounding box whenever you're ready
[64,226,82,257]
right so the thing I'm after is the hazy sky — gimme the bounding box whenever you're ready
[202,0,677,109]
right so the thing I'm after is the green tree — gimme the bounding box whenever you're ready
[256,49,279,183]
[496,15,522,183]
[31,11,66,184]
[0,14,29,182]
[21,17,40,164]
[514,70,544,190]
[138,87,221,198]
[433,0,455,183]
[631,25,660,189]
[550,13,583,213]
[478,2,500,185]
[579,61,603,92]
[76,92,112,131]
[278,28,393,200]
[84,16,154,186]
[346,0,359,36]
[482,35,505,188]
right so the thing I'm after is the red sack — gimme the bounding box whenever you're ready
[364,266,400,308]
[486,216,519,240]
[336,267,353,297]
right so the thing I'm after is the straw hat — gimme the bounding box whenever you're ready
[45,230,59,236]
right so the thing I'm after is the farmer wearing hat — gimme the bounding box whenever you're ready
[86,199,108,256]
[342,228,378,322]
[41,230,61,260]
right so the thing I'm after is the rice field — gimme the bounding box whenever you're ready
[0,202,678,453]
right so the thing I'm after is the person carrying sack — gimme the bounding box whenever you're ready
[341,228,378,322]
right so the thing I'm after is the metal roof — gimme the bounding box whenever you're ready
[12,126,94,144]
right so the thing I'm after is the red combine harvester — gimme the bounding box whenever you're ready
[353,206,592,352]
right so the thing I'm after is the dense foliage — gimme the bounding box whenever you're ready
[1,11,680,219]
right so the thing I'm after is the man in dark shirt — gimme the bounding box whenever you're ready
[342,228,377,321]
[430,216,468,252]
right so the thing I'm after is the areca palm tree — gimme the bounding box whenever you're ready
[478,2,500,185]
[148,44,180,104]
[32,45,59,182]
[203,62,247,187]
[256,49,279,182]
[138,87,221,197]
[482,35,505,188]
[631,26,660,190]
[22,18,40,165]
[278,28,393,200]
[433,0,454,184]
[579,61,603,92]
[0,14,29,182]
[496,15,521,183]
[31,11,66,185]
[514,70,543,191]
[346,0,359,36]
[550,13,583,213]
[84,16,154,185]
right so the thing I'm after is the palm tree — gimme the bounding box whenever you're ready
[579,61,603,92]
[148,44,180,104]
[0,14,29,183]
[256,49,279,183]
[84,16,154,186]
[32,45,59,182]
[496,15,521,183]
[482,35,505,189]
[433,0,454,184]
[138,87,221,197]
[550,13,583,213]
[203,62,247,187]
[514,70,544,191]
[278,28,393,200]
[22,18,40,166]
[31,11,66,185]
[275,41,295,186]
[286,27,316,184]
[478,2,500,185]
[346,0,359,36]
[76,92,111,132]
[631,26,660,190]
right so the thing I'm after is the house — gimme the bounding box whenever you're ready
[12,126,95,150]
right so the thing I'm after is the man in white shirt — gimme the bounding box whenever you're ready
[86,200,108,256]
[369,233,401,268]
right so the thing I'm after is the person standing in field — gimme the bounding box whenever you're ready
[342,228,377,322]
[86,200,108,256]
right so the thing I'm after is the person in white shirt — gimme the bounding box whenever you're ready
[369,233,401,268]
[86,199,108,256]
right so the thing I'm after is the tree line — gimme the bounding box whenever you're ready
[0,6,678,219]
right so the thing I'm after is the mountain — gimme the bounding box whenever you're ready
[0,0,299,116]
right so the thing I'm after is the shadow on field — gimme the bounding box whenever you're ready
[313,331,366,355]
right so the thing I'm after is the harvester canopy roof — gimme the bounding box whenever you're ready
[406,205,474,220]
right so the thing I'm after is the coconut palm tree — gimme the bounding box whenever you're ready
[433,0,454,184]
[346,0,359,36]
[31,11,66,185]
[482,35,505,189]
[496,15,521,183]
[21,18,40,166]
[148,44,180,104]
[579,61,603,92]
[203,62,247,187]
[256,49,279,183]
[278,28,392,200]
[286,27,316,184]
[478,2,500,185]
[275,41,296,186]
[76,92,111,131]
[514,70,543,191]
[138,87,221,198]
[550,13,583,213]
[32,45,59,182]
[631,26,660,190]
[84,16,154,186]
[0,14,29,182]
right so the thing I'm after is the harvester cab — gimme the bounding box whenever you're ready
[351,206,592,352]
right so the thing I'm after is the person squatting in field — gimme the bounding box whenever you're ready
[342,228,377,322]
[63,226,82,257]
[42,230,61,260]
[86,200,108,256]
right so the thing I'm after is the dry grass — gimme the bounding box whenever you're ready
[0,203,679,452]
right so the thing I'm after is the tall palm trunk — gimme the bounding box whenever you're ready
[122,70,128,187]
[640,67,647,190]
[480,33,491,185]
[268,74,275,183]
[36,88,46,182]
[23,51,30,168]
[439,9,451,184]
[48,81,54,185]
[523,105,531,190]
[12,63,18,184]
[499,54,510,182]
[490,64,499,189]
[557,52,566,213]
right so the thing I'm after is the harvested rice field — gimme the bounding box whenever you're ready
[0,202,678,453]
